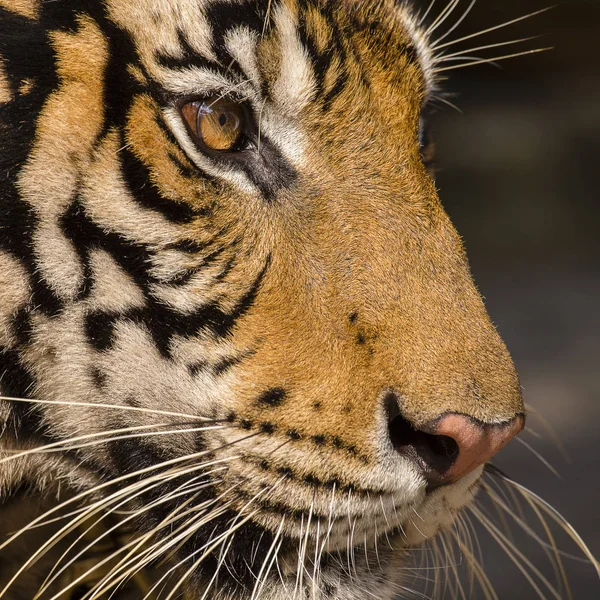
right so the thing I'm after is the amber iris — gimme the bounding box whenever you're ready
[181,97,245,152]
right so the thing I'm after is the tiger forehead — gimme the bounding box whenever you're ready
[105,0,434,99]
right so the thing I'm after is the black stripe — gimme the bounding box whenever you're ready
[155,29,222,72]
[0,8,64,316]
[203,1,267,77]
[0,347,35,401]
[60,199,158,300]
[119,143,198,224]
[62,200,270,356]
[322,66,348,111]
[297,11,334,98]
[165,244,232,287]
[238,137,298,201]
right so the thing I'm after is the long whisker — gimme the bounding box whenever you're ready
[39,488,209,599]
[92,498,235,598]
[513,437,562,479]
[427,0,461,36]
[36,474,217,598]
[525,404,569,460]
[434,0,478,47]
[485,466,599,574]
[1,457,235,598]
[1,422,228,463]
[87,484,244,599]
[437,36,541,62]
[470,505,562,600]
[160,477,284,600]
[432,7,553,51]
[0,434,257,577]
[434,47,552,73]
[0,395,209,421]
[141,470,286,600]
[250,516,286,600]
[448,526,498,600]
[479,483,578,593]
[419,0,439,26]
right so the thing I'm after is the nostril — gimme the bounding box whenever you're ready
[383,394,524,486]
[388,413,459,479]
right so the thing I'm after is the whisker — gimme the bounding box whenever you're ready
[207,78,253,108]
[427,0,461,36]
[1,422,228,464]
[0,395,209,421]
[470,505,562,600]
[479,483,576,597]
[513,437,563,479]
[36,477,214,599]
[419,0,439,26]
[485,465,599,575]
[525,404,569,461]
[262,0,273,38]
[3,459,234,598]
[437,36,541,62]
[448,526,498,600]
[432,7,553,51]
[250,516,286,600]
[434,47,553,73]
[0,435,256,585]
[162,504,269,599]
[145,476,285,599]
[89,485,242,599]
[433,0,478,47]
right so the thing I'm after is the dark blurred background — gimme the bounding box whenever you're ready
[413,0,599,597]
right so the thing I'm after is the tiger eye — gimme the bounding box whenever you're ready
[181,97,245,152]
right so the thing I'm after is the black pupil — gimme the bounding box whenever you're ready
[219,113,228,127]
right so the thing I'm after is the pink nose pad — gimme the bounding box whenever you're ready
[432,414,525,483]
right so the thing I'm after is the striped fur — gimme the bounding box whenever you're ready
[0,1,528,598]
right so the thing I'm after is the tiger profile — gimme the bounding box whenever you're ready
[0,1,595,599]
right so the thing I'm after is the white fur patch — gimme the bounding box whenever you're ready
[31,220,83,301]
[105,320,219,420]
[87,249,145,312]
[271,3,316,114]
[396,2,438,94]
[81,131,184,247]
[225,26,261,86]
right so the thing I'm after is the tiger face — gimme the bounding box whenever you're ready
[0,0,525,598]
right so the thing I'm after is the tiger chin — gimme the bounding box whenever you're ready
[0,1,529,599]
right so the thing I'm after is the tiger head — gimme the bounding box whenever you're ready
[0,0,525,598]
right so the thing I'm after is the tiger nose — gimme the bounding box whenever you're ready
[429,413,524,483]
[387,402,524,485]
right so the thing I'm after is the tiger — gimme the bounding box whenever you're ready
[0,1,593,599]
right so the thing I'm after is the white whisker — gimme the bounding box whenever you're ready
[1,423,228,463]
[471,505,562,600]
[0,395,208,421]
[434,47,552,73]
[427,0,462,36]
[432,7,553,51]
[434,0,478,47]
[437,36,540,62]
